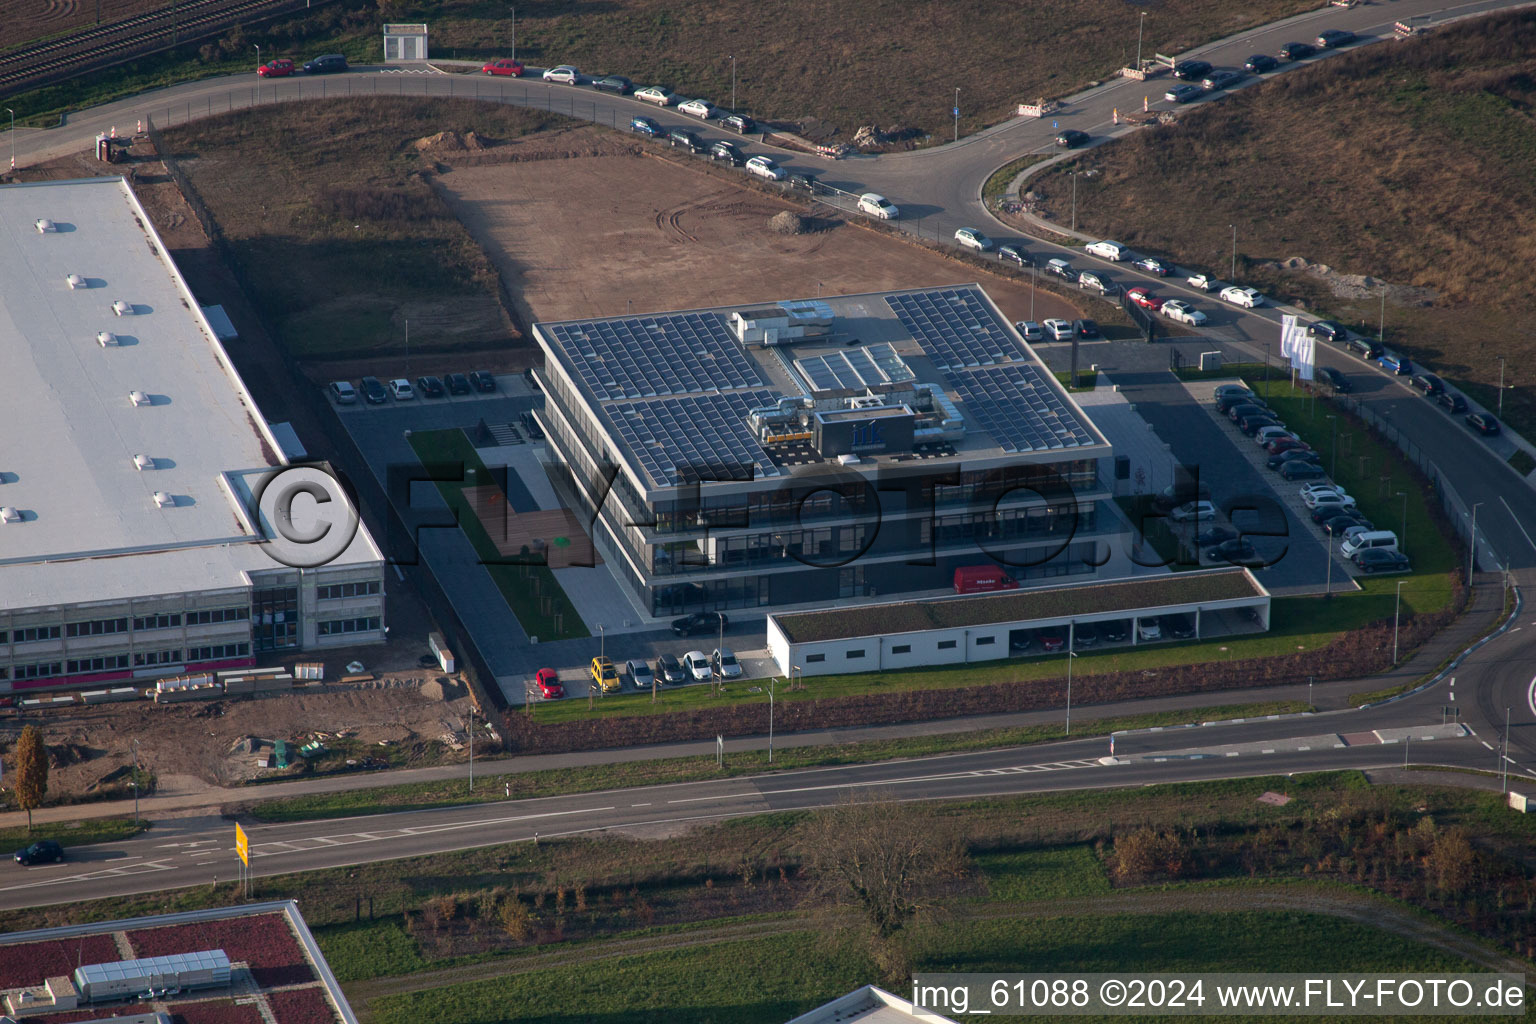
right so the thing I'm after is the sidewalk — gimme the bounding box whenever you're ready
[1,575,1509,830]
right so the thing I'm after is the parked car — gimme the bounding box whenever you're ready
[1015,320,1045,342]
[1160,299,1206,325]
[481,58,524,77]
[360,376,388,404]
[535,668,564,699]
[1202,70,1244,91]
[745,155,785,180]
[1206,538,1265,568]
[998,243,1030,267]
[1154,479,1211,514]
[1355,548,1411,574]
[1078,271,1114,295]
[1073,319,1102,340]
[672,610,728,636]
[1164,83,1203,104]
[1055,129,1089,147]
[955,227,994,252]
[445,372,472,395]
[415,375,446,398]
[711,648,743,679]
[1226,402,1270,422]
[1085,240,1126,261]
[257,58,295,78]
[1436,391,1468,414]
[1466,412,1501,436]
[1166,614,1198,639]
[682,650,713,682]
[590,656,621,694]
[710,140,744,165]
[658,654,687,685]
[1072,624,1098,649]
[1280,460,1326,480]
[14,840,64,866]
[1136,618,1162,641]
[470,370,498,392]
[667,127,705,153]
[678,98,715,118]
[1038,631,1066,652]
[542,65,580,84]
[329,380,358,405]
[1299,482,1346,501]
[722,114,756,134]
[1187,273,1216,291]
[1009,631,1033,653]
[1196,522,1239,546]
[1239,414,1283,436]
[1173,59,1213,80]
[1347,336,1384,360]
[1213,384,1254,401]
[1044,258,1075,280]
[1410,372,1445,396]
[1219,285,1265,308]
[1244,54,1278,73]
[857,193,898,219]
[1377,349,1412,375]
[1268,448,1320,470]
[1169,500,1217,523]
[1134,256,1171,276]
[1317,366,1352,393]
[630,115,661,137]
[303,54,348,74]
[1309,320,1347,343]
[1043,318,1075,341]
[1254,425,1295,446]
[626,659,655,690]
[635,85,676,106]
[788,171,819,192]
[1321,513,1371,537]
[592,75,632,94]
[1317,29,1356,48]
[1279,41,1317,61]
[1127,287,1163,311]
[1100,620,1130,643]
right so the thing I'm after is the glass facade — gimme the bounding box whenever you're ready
[251,586,300,651]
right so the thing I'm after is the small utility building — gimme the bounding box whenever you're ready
[767,568,1270,677]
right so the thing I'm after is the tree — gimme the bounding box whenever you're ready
[14,725,49,832]
[802,795,965,939]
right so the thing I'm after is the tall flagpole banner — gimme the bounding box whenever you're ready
[1280,315,1316,381]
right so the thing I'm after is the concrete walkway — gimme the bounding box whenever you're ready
[3,574,1506,831]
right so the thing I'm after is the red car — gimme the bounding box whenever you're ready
[257,58,295,78]
[535,668,564,700]
[1126,287,1163,312]
[1265,437,1311,455]
[1038,632,1065,652]
[481,58,524,77]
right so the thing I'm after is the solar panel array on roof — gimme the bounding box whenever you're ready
[884,288,1021,370]
[610,390,785,488]
[547,313,765,400]
[944,364,1099,453]
[794,344,916,393]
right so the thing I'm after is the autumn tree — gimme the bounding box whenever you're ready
[14,725,49,832]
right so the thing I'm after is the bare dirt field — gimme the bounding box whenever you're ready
[430,127,1089,328]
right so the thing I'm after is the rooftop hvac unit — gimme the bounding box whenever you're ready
[112,299,134,316]
[129,390,149,406]
[0,507,19,523]
[67,273,87,289]
[153,491,174,508]
[36,218,56,233]
[133,454,154,471]
[98,331,118,347]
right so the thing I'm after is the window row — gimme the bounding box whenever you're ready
[318,617,382,637]
[4,608,251,644]
[188,643,251,661]
[317,580,382,600]
[67,654,130,674]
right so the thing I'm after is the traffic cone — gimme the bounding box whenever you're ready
[137,119,143,134]
[110,125,117,138]
[1113,108,1119,125]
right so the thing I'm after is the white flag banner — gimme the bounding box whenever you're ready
[1295,327,1316,381]
[1280,314,1300,360]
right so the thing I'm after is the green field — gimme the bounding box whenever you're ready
[0,817,147,851]
[408,428,587,640]
[246,701,1309,822]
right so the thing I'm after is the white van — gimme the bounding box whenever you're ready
[1085,240,1127,261]
[1341,530,1398,559]
[857,193,898,220]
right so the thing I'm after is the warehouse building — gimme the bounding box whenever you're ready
[767,568,1271,677]
[531,284,1121,615]
[0,178,385,694]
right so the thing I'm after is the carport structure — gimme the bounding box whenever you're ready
[767,568,1270,677]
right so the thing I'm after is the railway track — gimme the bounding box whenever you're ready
[0,0,338,98]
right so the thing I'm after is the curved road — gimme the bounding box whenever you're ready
[2,0,1534,903]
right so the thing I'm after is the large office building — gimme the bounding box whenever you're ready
[0,178,385,694]
[532,284,1121,615]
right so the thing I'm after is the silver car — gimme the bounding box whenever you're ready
[711,647,743,679]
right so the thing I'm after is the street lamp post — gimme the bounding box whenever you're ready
[1497,355,1507,416]
[468,704,474,792]
[1324,532,1334,596]
[254,45,261,102]
[1136,11,1148,73]
[598,622,605,661]
[1071,172,1078,233]
[1502,706,1511,793]
[1030,260,1037,320]
[1392,580,1406,665]
[1065,647,1076,736]
[1230,223,1237,280]
[730,55,736,112]
[953,87,960,143]
[1468,501,1483,587]
[1378,284,1386,343]
[131,738,141,828]
[767,678,775,763]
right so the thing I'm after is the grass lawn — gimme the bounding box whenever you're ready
[246,700,1309,823]
[0,817,147,852]
[408,428,586,641]
[1033,11,1536,438]
[369,911,1479,1024]
[976,844,1111,902]
[167,98,563,360]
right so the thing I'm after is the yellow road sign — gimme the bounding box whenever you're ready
[234,822,249,866]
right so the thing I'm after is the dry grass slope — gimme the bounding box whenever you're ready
[1030,11,1536,418]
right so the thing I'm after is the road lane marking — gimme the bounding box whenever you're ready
[1499,496,1536,556]
[1482,740,1495,750]
[1298,746,1311,751]
[1527,675,1536,718]
[1262,749,1275,754]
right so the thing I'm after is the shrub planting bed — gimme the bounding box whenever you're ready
[167,1000,264,1024]
[0,935,119,988]
[127,914,313,987]
[264,988,340,1024]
